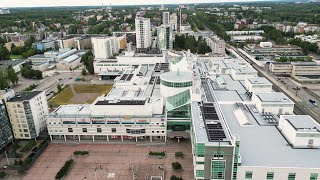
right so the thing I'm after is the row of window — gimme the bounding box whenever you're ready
[245,171,318,180]
[66,128,165,134]
[96,64,128,67]
[49,121,164,125]
[160,80,193,88]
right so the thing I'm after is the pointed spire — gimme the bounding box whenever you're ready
[177,68,181,76]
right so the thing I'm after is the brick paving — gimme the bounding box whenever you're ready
[22,139,194,180]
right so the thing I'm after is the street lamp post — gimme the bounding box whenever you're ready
[4,150,9,165]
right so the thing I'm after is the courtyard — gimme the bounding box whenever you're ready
[23,139,194,180]
[49,84,113,107]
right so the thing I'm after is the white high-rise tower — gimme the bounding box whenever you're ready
[163,12,170,25]
[135,17,151,49]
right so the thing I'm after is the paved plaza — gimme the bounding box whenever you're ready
[23,139,194,180]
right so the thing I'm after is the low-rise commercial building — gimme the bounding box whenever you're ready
[57,37,76,49]
[56,54,81,70]
[244,42,302,58]
[269,61,320,82]
[0,60,25,73]
[6,91,48,139]
[34,40,56,51]
[294,34,320,44]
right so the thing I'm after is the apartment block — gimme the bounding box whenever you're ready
[162,12,170,25]
[205,36,226,56]
[6,91,49,139]
[157,25,173,50]
[91,36,119,59]
[135,17,152,49]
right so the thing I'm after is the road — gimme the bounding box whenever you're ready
[13,72,82,99]
[227,44,320,121]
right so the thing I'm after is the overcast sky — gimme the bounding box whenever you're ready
[0,0,262,8]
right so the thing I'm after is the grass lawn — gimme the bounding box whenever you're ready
[74,84,113,94]
[49,86,74,108]
[10,55,23,59]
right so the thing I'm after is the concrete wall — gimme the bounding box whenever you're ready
[252,96,294,115]
[278,118,297,145]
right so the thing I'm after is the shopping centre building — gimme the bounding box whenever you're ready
[47,50,320,180]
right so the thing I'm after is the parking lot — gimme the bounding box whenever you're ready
[23,140,194,180]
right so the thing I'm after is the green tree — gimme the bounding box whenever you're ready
[0,70,9,90]
[88,17,97,25]
[81,51,94,74]
[57,84,62,92]
[6,65,19,85]
[0,46,10,60]
[21,65,42,79]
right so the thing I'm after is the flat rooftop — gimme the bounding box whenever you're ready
[95,99,146,106]
[7,91,42,102]
[282,115,320,132]
[254,92,294,104]
[220,104,320,168]
[53,104,92,116]
[195,57,320,168]
[247,77,272,85]
[0,60,24,70]
[160,71,193,82]
[29,54,46,59]
[191,102,232,146]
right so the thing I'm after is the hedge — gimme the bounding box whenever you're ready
[148,151,165,156]
[0,172,6,178]
[55,159,74,179]
[39,140,49,149]
[73,151,89,156]
[170,175,183,180]
[20,140,37,152]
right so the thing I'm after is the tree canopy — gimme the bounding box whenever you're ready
[81,51,94,74]
[21,65,42,79]
[174,34,212,54]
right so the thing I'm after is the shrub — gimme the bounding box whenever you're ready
[39,140,48,149]
[170,175,183,180]
[175,152,184,158]
[81,69,87,75]
[148,151,165,156]
[73,151,89,156]
[20,140,37,152]
[172,162,182,171]
[55,159,74,179]
[0,172,6,178]
[13,143,21,150]
[22,157,32,167]
[18,169,25,175]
